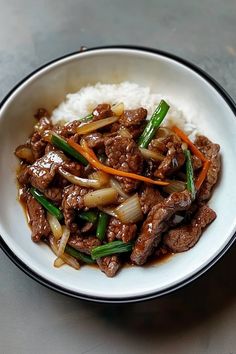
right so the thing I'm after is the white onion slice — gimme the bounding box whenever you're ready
[49,235,80,270]
[163,180,186,194]
[47,212,62,240]
[89,171,110,187]
[115,194,143,224]
[112,102,124,116]
[139,147,165,161]
[54,257,65,268]
[110,178,129,199]
[77,116,118,135]
[57,226,70,257]
[59,167,102,189]
[15,145,34,163]
[84,188,118,208]
[118,126,132,138]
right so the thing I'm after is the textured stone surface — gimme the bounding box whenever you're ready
[1,1,236,353]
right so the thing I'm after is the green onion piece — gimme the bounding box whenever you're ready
[79,210,98,224]
[91,240,133,260]
[96,212,109,241]
[30,187,63,220]
[51,133,88,166]
[65,245,94,264]
[138,100,170,148]
[184,149,196,200]
[80,113,93,122]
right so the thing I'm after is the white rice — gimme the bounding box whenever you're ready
[51,82,197,139]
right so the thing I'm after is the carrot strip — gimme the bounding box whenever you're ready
[80,139,99,161]
[195,160,211,190]
[172,126,207,162]
[68,138,169,186]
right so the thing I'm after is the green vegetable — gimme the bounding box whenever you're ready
[96,212,109,241]
[91,240,133,260]
[65,245,94,264]
[80,113,93,122]
[138,100,170,148]
[79,210,98,224]
[30,187,63,220]
[51,133,88,166]
[184,149,196,199]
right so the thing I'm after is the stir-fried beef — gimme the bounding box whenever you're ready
[15,103,221,277]
[68,234,100,254]
[111,107,147,138]
[163,204,216,252]
[28,151,67,190]
[92,103,113,121]
[62,185,92,232]
[139,185,164,214]
[26,194,51,242]
[195,136,221,201]
[30,132,47,160]
[106,217,137,243]
[105,136,143,193]
[97,255,121,277]
[84,132,104,149]
[131,190,192,265]
[153,136,185,179]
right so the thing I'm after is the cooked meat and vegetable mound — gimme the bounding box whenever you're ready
[15,97,220,277]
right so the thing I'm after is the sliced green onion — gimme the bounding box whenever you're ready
[51,133,88,166]
[96,212,109,241]
[65,245,94,264]
[30,187,63,220]
[184,149,196,200]
[79,210,98,224]
[91,240,133,260]
[138,100,170,148]
[80,113,93,122]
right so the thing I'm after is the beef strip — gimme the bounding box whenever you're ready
[61,120,81,138]
[152,136,185,179]
[28,151,67,190]
[35,116,52,133]
[43,187,63,203]
[96,255,121,277]
[195,136,221,201]
[163,204,216,252]
[83,132,104,149]
[105,136,143,193]
[139,185,164,214]
[63,161,83,176]
[131,190,192,265]
[26,194,51,242]
[68,234,100,254]
[111,107,147,138]
[92,103,113,121]
[17,164,30,185]
[191,155,202,171]
[106,217,137,243]
[62,185,92,232]
[30,132,47,160]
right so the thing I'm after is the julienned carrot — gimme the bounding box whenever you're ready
[68,138,169,186]
[195,160,211,190]
[172,126,207,162]
[80,139,99,161]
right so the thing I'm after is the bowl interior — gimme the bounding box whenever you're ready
[0,48,236,301]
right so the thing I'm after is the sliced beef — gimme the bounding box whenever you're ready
[61,120,81,138]
[30,132,47,160]
[92,103,113,121]
[96,255,121,277]
[68,235,100,254]
[195,136,221,201]
[43,187,63,203]
[131,190,192,265]
[139,185,164,214]
[63,161,83,177]
[111,107,147,138]
[153,136,185,179]
[163,204,216,252]
[45,143,57,154]
[62,185,92,232]
[17,164,30,185]
[35,116,52,133]
[106,217,137,243]
[83,132,104,149]
[29,151,67,190]
[26,195,51,242]
[105,136,143,193]
[191,155,202,171]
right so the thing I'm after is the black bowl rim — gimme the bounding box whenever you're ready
[0,45,236,304]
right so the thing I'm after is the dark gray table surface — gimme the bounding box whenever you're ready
[1,1,236,353]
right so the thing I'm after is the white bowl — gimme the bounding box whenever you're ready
[0,46,236,303]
